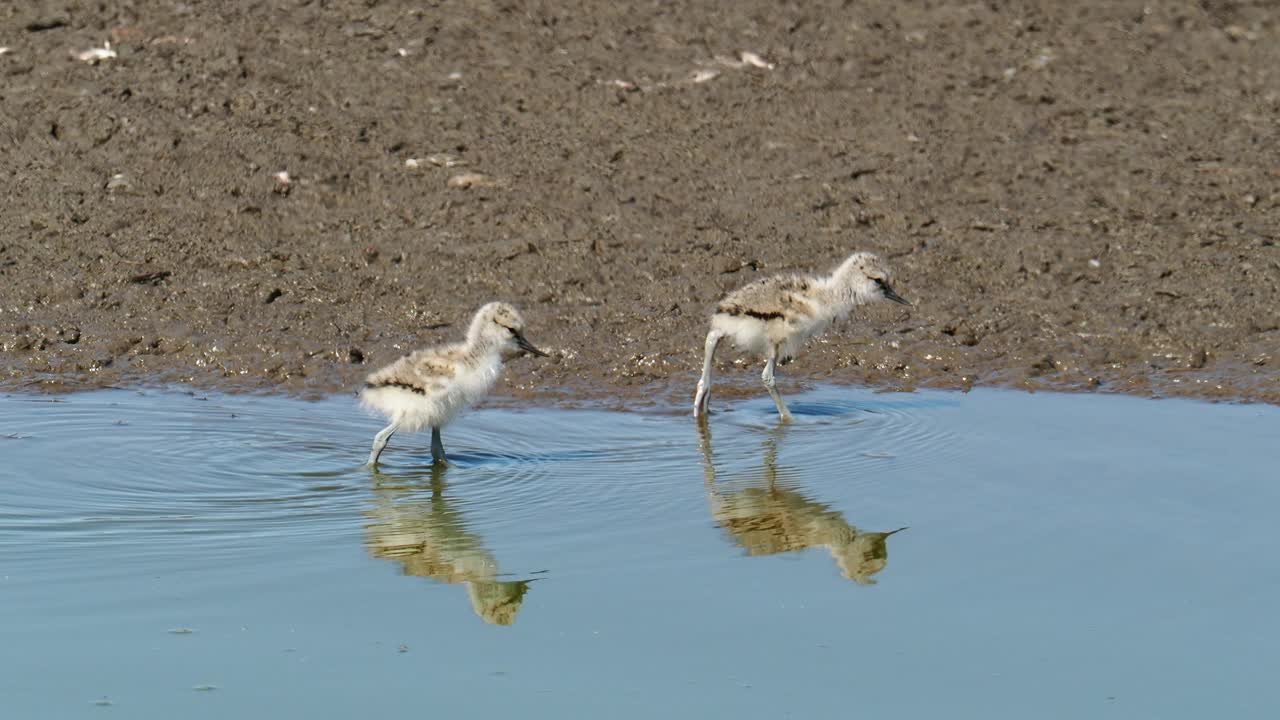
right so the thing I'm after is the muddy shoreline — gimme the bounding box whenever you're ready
[2,1,1277,406]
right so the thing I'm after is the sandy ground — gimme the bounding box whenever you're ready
[2,1,1277,408]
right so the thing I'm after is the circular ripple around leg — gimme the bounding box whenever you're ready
[711,388,968,483]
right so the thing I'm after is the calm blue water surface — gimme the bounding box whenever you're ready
[1,387,1277,718]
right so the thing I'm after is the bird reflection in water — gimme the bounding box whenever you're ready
[364,464,532,625]
[697,422,906,585]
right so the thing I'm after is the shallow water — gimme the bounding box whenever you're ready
[2,386,1278,718]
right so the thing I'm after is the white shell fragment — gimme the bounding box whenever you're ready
[1223,25,1259,41]
[426,153,466,167]
[105,173,131,192]
[407,154,467,170]
[75,41,117,64]
[447,172,496,189]
[713,51,776,71]
[599,49,772,93]
[272,171,292,194]
[739,51,774,70]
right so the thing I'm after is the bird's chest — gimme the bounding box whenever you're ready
[452,359,502,403]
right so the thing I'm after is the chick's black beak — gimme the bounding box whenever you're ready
[514,331,549,357]
[882,283,911,306]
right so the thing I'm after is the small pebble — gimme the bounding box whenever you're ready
[1223,25,1258,41]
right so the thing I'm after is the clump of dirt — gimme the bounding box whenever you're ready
[1,1,1277,405]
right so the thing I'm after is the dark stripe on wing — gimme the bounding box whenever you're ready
[717,304,785,321]
[365,381,428,396]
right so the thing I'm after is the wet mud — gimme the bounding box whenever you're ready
[2,1,1277,405]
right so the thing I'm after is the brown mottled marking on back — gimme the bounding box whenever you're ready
[367,381,428,395]
[716,304,785,321]
[715,275,819,323]
[365,344,467,394]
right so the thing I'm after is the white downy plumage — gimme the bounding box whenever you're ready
[693,251,910,421]
[361,302,547,466]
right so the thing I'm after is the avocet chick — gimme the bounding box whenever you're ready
[693,251,910,421]
[361,302,548,466]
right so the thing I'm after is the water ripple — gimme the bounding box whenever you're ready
[0,386,956,593]
[2,391,363,561]
[704,387,966,480]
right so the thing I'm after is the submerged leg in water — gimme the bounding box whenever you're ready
[367,423,397,467]
[431,426,448,465]
[693,330,725,418]
[761,349,792,422]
